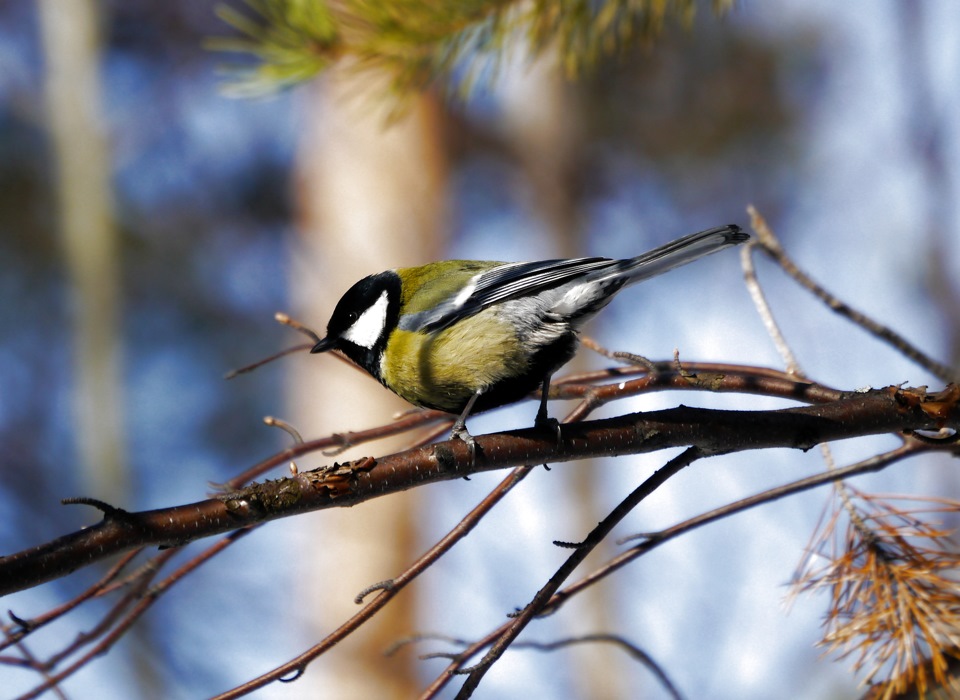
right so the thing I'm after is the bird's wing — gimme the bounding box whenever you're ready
[400,257,615,333]
[399,224,747,333]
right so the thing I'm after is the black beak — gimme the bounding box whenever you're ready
[311,337,336,354]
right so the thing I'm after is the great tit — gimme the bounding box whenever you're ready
[311,224,747,444]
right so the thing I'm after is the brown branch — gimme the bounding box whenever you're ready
[220,408,450,489]
[425,439,945,698]
[227,360,841,487]
[212,467,535,699]
[568,441,937,610]
[9,552,169,700]
[2,383,956,599]
[448,447,704,698]
[12,531,251,700]
[0,549,141,653]
[551,361,845,417]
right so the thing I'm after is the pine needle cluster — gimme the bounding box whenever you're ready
[793,487,960,699]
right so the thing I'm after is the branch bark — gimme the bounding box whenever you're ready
[1,383,957,597]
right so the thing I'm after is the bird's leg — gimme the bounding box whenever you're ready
[535,375,562,445]
[450,390,481,463]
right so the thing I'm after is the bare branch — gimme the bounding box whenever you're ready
[513,635,686,700]
[740,235,804,376]
[424,439,944,699]
[0,549,140,652]
[212,467,535,700]
[2,382,957,597]
[747,206,960,383]
[444,447,704,698]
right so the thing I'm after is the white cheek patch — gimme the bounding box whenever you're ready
[342,290,389,349]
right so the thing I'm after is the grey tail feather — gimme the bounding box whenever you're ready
[602,224,748,286]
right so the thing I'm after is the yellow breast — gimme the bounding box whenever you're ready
[381,308,528,413]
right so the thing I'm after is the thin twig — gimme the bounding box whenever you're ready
[745,207,913,573]
[273,312,321,343]
[740,237,803,376]
[0,549,141,652]
[219,408,449,489]
[1,639,68,700]
[14,531,251,700]
[213,467,535,699]
[747,205,959,383]
[555,441,931,617]
[581,335,657,372]
[223,343,314,379]
[12,552,170,700]
[513,635,686,700]
[433,448,704,699]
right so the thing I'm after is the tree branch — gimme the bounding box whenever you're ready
[2,383,957,597]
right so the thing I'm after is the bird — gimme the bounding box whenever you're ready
[310,224,748,448]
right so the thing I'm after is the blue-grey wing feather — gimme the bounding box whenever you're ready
[400,224,746,333]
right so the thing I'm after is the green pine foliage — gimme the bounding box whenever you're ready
[210,0,734,96]
[208,0,339,96]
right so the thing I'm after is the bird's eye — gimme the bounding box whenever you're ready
[347,311,359,323]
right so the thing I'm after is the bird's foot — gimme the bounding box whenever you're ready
[450,423,478,468]
[534,411,563,447]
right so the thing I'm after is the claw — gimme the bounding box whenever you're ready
[535,413,563,447]
[449,390,482,469]
[450,423,478,466]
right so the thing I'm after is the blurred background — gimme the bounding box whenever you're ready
[2,1,959,698]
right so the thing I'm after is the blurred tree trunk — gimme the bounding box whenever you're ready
[501,50,629,700]
[39,0,158,695]
[38,0,126,503]
[288,67,446,696]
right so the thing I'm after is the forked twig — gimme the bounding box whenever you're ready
[427,448,704,699]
